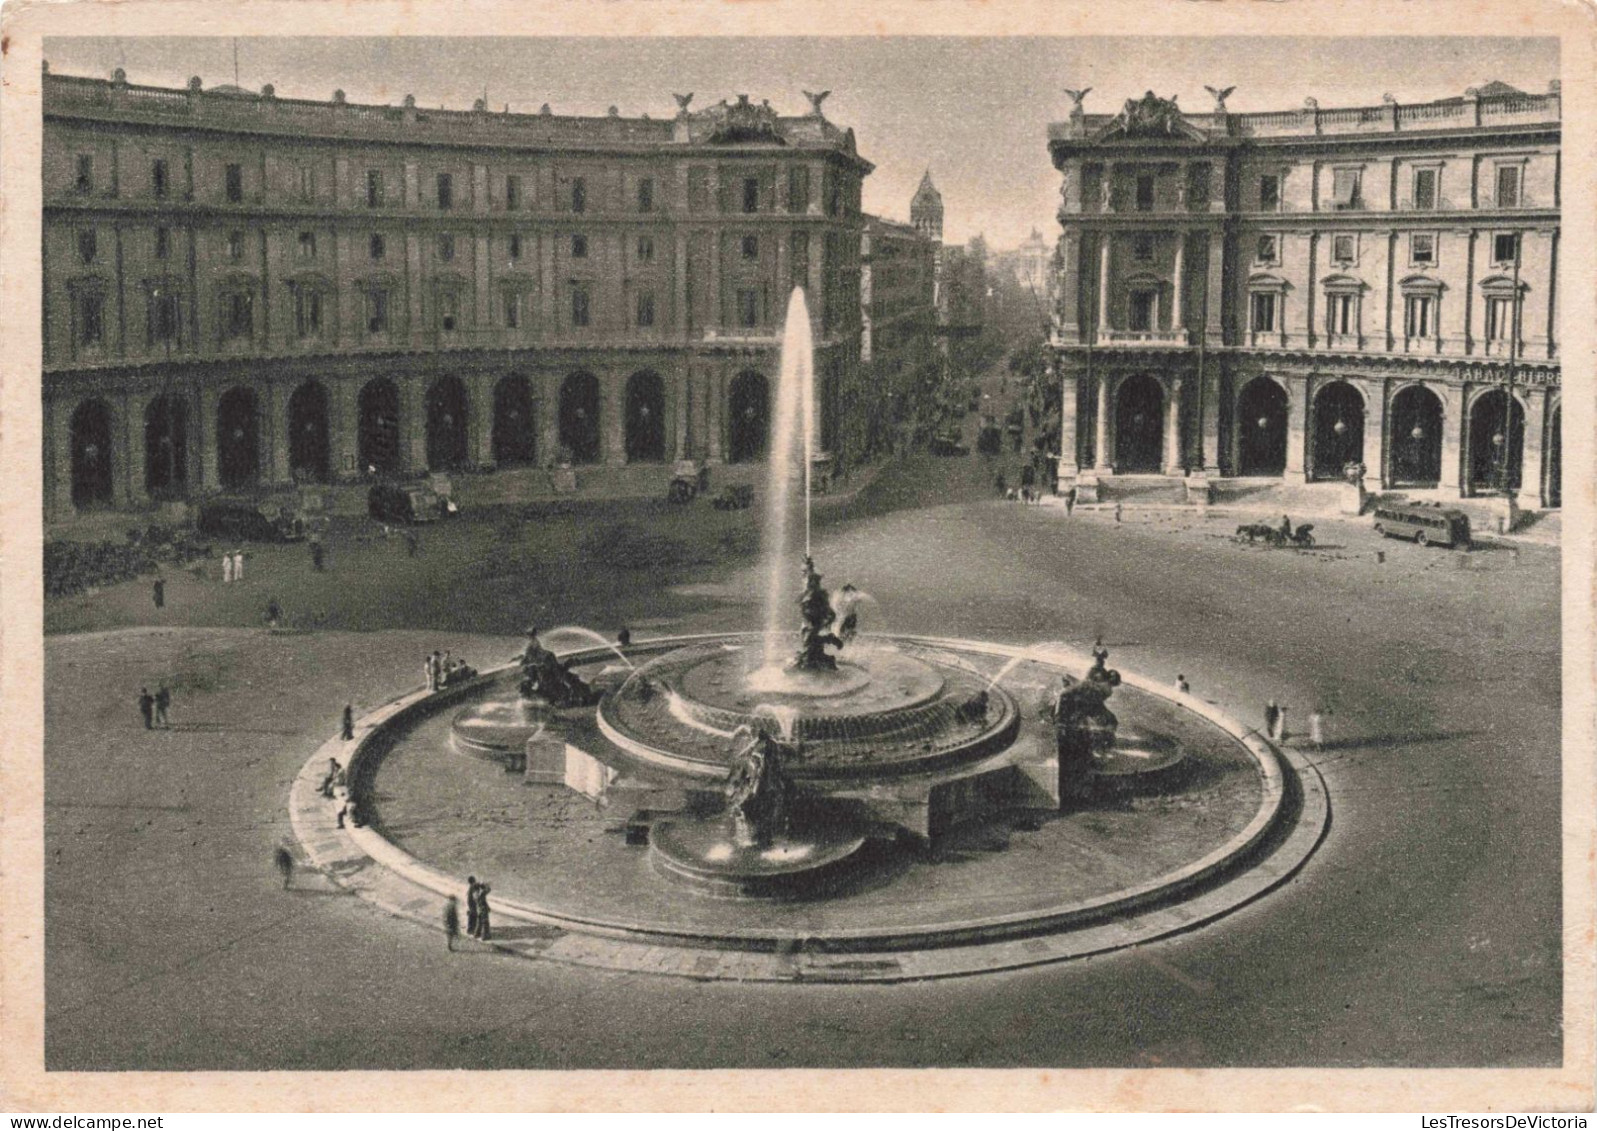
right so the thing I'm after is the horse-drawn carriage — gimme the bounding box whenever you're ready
[1236,522,1315,548]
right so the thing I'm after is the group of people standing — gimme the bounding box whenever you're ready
[219,549,248,584]
[443,877,493,949]
[1265,700,1327,747]
[137,685,172,729]
[424,650,477,693]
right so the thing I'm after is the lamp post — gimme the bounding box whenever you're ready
[1495,231,1522,504]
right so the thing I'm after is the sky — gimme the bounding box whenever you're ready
[44,36,1559,249]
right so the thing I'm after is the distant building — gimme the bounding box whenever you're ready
[42,66,872,518]
[1048,82,1560,507]
[860,214,938,453]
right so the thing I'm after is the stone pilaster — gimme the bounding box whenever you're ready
[1284,374,1309,482]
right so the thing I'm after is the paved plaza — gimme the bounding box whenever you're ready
[42,453,1561,1070]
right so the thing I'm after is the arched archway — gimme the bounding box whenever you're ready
[288,381,330,483]
[1114,374,1163,473]
[216,387,260,489]
[559,371,601,464]
[492,375,536,466]
[1467,388,1524,493]
[357,378,401,475]
[1311,381,1365,481]
[624,370,666,462]
[425,375,468,471]
[1546,403,1561,508]
[1388,385,1444,487]
[69,399,114,508]
[728,370,769,463]
[144,393,189,497]
[1236,377,1288,476]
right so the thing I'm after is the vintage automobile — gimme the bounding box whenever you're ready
[196,500,304,543]
[367,482,447,524]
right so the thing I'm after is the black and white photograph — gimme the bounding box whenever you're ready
[1,0,1592,1115]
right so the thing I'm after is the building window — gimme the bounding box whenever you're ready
[438,291,459,333]
[505,175,521,211]
[224,291,253,340]
[742,177,760,214]
[1128,289,1157,332]
[638,178,654,213]
[1250,291,1278,333]
[437,233,455,262]
[298,165,315,202]
[1259,173,1281,212]
[369,233,385,260]
[1494,165,1521,208]
[297,231,317,260]
[1255,234,1279,264]
[1330,167,1362,210]
[637,291,656,328]
[78,292,105,346]
[1485,295,1516,343]
[788,166,810,213]
[636,235,654,263]
[571,233,588,259]
[77,229,97,265]
[742,234,759,260]
[504,291,520,329]
[150,291,180,344]
[436,172,454,210]
[1135,173,1155,212]
[571,177,587,213]
[155,227,170,261]
[228,230,245,261]
[1410,233,1436,266]
[509,234,522,260]
[367,289,390,334]
[738,289,759,328]
[293,289,322,339]
[571,284,591,327]
[790,231,810,288]
[152,159,169,199]
[1132,233,1154,262]
[1413,167,1438,210]
[1493,232,1520,265]
[75,154,94,194]
[1404,294,1433,338]
[225,163,244,203]
[366,169,384,208]
[1332,234,1356,265]
[1327,292,1356,336]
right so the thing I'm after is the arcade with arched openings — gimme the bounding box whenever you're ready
[425,375,469,471]
[624,370,666,462]
[1310,380,1365,481]
[727,370,769,464]
[69,398,115,508]
[288,380,331,483]
[144,393,189,497]
[1387,384,1444,487]
[357,377,402,476]
[1467,387,1525,495]
[559,371,601,464]
[1113,374,1163,473]
[216,386,261,490]
[492,375,537,467]
[1235,376,1288,477]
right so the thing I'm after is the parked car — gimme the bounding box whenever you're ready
[928,433,970,457]
[367,482,446,524]
[196,501,297,543]
[1373,504,1472,548]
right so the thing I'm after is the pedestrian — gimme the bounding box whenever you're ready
[430,651,443,691]
[1279,514,1293,543]
[443,896,461,951]
[319,757,343,798]
[1264,700,1280,741]
[1065,485,1077,517]
[617,626,632,648]
[465,876,481,937]
[1114,502,1124,524]
[233,550,246,582]
[153,685,171,728]
[152,576,165,609]
[274,845,294,890]
[474,880,492,941]
[138,687,155,730]
[310,540,325,572]
[995,472,1007,498]
[1177,674,1190,695]
[405,530,420,558]
[221,551,234,584]
[265,597,282,628]
[341,704,355,742]
[1309,708,1325,748]
[334,785,351,829]
[1275,705,1290,743]
[424,653,436,692]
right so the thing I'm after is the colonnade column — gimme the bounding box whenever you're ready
[1096,234,1111,336]
[1519,387,1547,505]
[197,385,220,490]
[1163,378,1183,474]
[1362,380,1387,491]
[47,397,74,518]
[1439,385,1465,497]
[704,365,723,462]
[1284,374,1308,482]
[1057,367,1079,485]
[1200,365,1222,476]
[264,378,290,485]
[673,368,691,460]
[1093,374,1111,472]
[123,390,149,504]
[538,372,561,465]
[1170,234,1185,334]
[402,375,426,473]
[467,371,494,467]
[333,378,359,482]
[602,372,626,466]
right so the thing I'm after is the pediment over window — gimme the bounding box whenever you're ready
[431,272,469,292]
[1123,271,1166,289]
[356,272,402,292]
[1247,272,1290,293]
[216,271,261,293]
[284,271,335,293]
[1478,274,1529,295]
[1398,274,1444,295]
[1321,274,1367,293]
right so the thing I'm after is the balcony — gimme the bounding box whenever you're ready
[1097,329,1191,348]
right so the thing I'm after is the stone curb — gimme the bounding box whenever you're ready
[289,635,1330,982]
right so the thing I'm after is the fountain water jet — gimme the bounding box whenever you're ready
[759,287,818,672]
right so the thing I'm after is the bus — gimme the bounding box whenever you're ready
[1372,504,1471,548]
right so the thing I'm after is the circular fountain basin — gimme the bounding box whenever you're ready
[649,816,868,899]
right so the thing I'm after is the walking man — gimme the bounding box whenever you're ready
[138,687,155,730]
[443,896,461,952]
[1264,700,1280,741]
[153,685,171,728]
[1177,674,1190,695]
[1114,502,1124,524]
[474,880,492,941]
[341,704,355,742]
[1309,708,1325,749]
[465,877,481,938]
[152,577,165,609]
[310,540,325,572]
[1065,486,1077,517]
[222,551,234,584]
[233,550,246,582]
[274,845,294,890]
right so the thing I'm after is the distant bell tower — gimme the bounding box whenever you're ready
[911,170,943,242]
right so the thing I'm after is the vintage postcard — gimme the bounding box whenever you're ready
[1,0,1592,1114]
